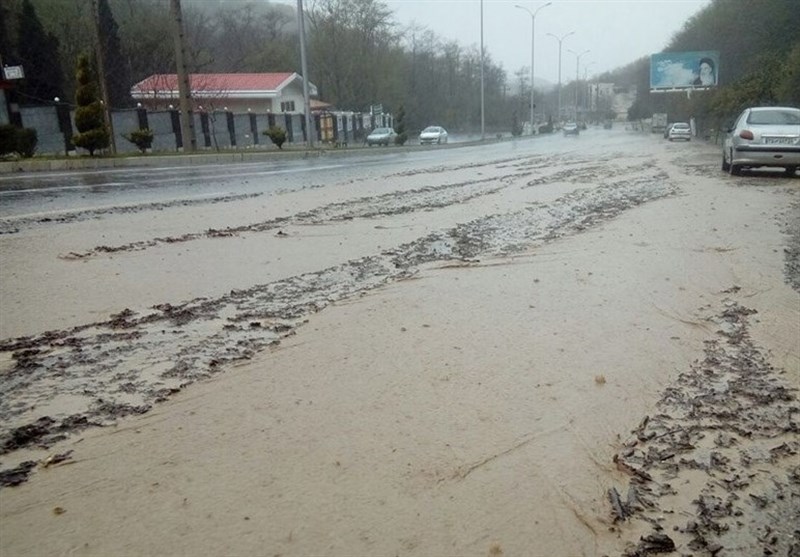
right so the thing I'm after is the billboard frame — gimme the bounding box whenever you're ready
[650,51,719,92]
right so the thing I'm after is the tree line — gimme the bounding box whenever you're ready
[1,0,528,133]
[603,0,799,134]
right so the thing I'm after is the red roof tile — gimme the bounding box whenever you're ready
[132,73,296,94]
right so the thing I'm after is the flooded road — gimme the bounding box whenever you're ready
[0,139,533,219]
[1,128,798,556]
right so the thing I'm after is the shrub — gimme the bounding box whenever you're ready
[394,105,408,146]
[0,125,38,158]
[72,54,109,156]
[15,128,38,158]
[0,125,16,157]
[511,111,523,137]
[263,125,287,149]
[124,128,154,153]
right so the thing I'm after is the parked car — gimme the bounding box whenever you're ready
[667,122,692,141]
[563,122,579,136]
[662,123,674,138]
[419,126,448,145]
[366,127,397,146]
[722,106,800,176]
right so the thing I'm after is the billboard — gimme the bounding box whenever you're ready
[650,51,719,91]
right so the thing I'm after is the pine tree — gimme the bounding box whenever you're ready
[0,3,12,60]
[16,0,65,104]
[72,54,110,156]
[97,0,132,108]
[394,105,408,145]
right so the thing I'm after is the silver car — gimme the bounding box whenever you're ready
[722,106,800,176]
[562,122,579,136]
[667,122,692,141]
[419,126,448,145]
[366,127,397,146]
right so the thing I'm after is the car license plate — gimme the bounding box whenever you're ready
[764,137,795,145]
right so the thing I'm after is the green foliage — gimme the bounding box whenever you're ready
[0,125,39,158]
[774,42,800,105]
[263,125,287,149]
[394,105,408,145]
[97,0,131,108]
[511,111,523,137]
[0,125,19,157]
[15,0,65,104]
[72,54,109,156]
[15,128,38,157]
[124,128,154,153]
[614,0,800,135]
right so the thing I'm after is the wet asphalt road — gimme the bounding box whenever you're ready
[0,132,585,219]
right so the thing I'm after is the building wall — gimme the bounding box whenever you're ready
[19,106,62,154]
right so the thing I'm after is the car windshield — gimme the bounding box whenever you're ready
[747,110,800,125]
[422,127,440,133]
[673,123,690,129]
[371,128,391,134]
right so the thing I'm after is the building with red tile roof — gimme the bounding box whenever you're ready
[130,72,318,114]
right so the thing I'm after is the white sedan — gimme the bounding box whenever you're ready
[419,126,448,145]
[722,106,800,176]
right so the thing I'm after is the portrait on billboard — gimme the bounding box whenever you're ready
[650,51,719,91]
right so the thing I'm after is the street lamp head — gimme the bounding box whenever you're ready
[515,4,533,16]
[548,30,574,42]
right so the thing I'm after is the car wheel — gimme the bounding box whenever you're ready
[785,166,798,177]
[728,150,742,175]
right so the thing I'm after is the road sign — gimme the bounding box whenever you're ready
[3,66,25,80]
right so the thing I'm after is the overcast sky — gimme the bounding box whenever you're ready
[379,0,711,84]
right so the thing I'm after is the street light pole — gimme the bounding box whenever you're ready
[515,2,551,135]
[547,31,574,122]
[480,0,485,141]
[297,0,313,148]
[583,61,595,116]
[568,48,590,121]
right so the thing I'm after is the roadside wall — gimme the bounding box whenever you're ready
[12,105,393,156]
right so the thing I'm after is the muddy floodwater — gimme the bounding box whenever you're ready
[0,130,798,556]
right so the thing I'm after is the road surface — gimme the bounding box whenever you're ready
[1,128,798,556]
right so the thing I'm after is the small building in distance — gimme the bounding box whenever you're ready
[130,72,318,114]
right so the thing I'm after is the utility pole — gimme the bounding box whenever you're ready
[515,2,551,135]
[568,49,589,121]
[170,0,196,152]
[480,0,485,140]
[91,0,116,154]
[547,31,574,122]
[297,0,313,148]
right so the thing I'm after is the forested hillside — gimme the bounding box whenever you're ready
[606,0,799,132]
[0,0,513,132]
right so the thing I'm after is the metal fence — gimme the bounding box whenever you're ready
[14,105,394,156]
